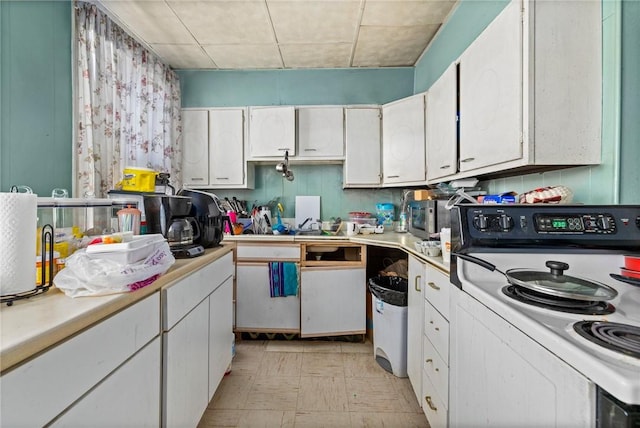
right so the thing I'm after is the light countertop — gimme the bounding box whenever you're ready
[226,231,450,273]
[0,244,233,373]
[1,232,449,374]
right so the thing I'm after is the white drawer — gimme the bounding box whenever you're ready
[424,300,449,363]
[423,334,449,407]
[421,369,448,428]
[0,293,160,427]
[163,252,233,330]
[424,265,450,320]
[236,244,300,260]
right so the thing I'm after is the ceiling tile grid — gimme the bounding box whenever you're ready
[96,0,458,70]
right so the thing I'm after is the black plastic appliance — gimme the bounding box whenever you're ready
[177,188,226,248]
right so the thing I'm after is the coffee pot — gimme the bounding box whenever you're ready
[166,217,200,247]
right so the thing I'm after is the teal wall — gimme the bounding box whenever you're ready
[178,68,414,107]
[619,0,640,203]
[0,1,72,196]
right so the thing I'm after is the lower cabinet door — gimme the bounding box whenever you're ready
[163,299,210,428]
[209,276,234,400]
[52,337,161,427]
[236,263,300,331]
[300,267,366,337]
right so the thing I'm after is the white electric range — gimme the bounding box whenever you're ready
[449,205,640,428]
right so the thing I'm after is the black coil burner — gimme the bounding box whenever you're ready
[502,285,615,316]
[574,321,640,359]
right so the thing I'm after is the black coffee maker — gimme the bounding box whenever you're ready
[177,188,226,248]
[143,194,204,257]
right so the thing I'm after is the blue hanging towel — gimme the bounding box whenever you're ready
[269,262,298,297]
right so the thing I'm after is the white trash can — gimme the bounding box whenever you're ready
[369,276,408,378]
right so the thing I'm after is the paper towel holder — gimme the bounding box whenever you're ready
[1,224,54,306]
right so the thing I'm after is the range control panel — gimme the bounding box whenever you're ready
[457,205,640,248]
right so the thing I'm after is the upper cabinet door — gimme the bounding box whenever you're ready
[297,107,344,158]
[344,108,381,187]
[248,106,295,158]
[426,63,458,181]
[209,109,245,186]
[182,110,209,186]
[382,94,426,186]
[458,0,522,172]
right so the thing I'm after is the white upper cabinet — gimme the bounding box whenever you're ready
[182,110,210,186]
[181,108,254,189]
[248,106,295,158]
[344,107,381,188]
[451,0,601,180]
[209,109,246,186]
[382,94,426,186]
[458,0,522,172]
[297,107,344,159]
[426,62,458,181]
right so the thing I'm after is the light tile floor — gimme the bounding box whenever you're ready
[198,339,430,428]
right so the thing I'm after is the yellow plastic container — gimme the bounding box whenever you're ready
[121,167,157,192]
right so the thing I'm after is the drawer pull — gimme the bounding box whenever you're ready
[439,165,450,169]
[425,358,433,363]
[435,327,440,331]
[304,148,317,151]
[428,281,440,291]
[414,275,422,292]
[215,177,229,180]
[190,177,204,181]
[425,396,438,411]
[278,148,291,151]
[435,367,440,372]
[387,175,400,178]
[460,157,475,163]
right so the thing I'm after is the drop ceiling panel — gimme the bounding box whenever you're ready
[151,44,216,69]
[96,0,459,70]
[280,43,352,68]
[353,25,440,67]
[101,1,195,44]
[362,0,456,26]
[267,1,362,43]
[168,1,275,44]
[203,44,283,69]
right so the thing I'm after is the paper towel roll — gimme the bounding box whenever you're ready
[0,192,37,296]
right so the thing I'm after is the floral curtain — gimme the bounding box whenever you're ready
[75,2,182,198]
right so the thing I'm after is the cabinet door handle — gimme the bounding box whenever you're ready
[215,177,229,180]
[278,148,291,151]
[387,175,400,178]
[414,275,422,292]
[190,177,204,181]
[435,327,440,331]
[304,148,317,151]
[428,281,440,291]
[425,396,438,411]
[460,157,475,163]
[439,165,450,169]
[425,358,433,363]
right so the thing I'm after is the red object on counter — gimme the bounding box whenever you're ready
[624,255,640,271]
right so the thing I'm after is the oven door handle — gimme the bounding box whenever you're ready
[453,252,503,274]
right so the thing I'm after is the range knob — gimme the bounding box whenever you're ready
[499,214,513,231]
[474,214,488,230]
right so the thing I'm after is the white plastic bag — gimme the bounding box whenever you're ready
[54,241,175,298]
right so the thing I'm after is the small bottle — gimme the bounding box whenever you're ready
[396,211,408,233]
